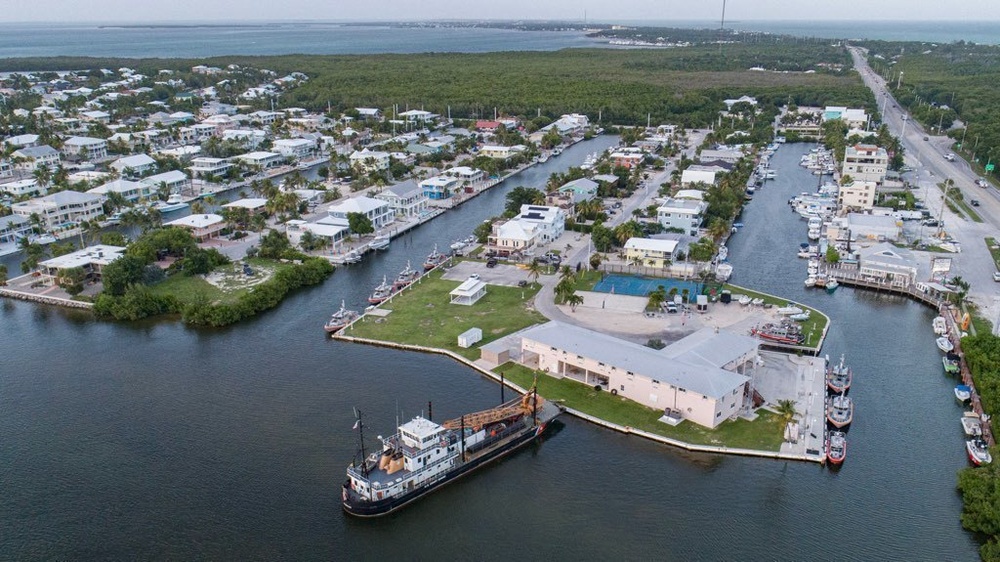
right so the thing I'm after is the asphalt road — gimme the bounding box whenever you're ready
[850,47,1000,330]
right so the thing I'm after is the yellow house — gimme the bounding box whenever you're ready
[624,237,678,268]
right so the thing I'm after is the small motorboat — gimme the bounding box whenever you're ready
[790,311,811,322]
[937,337,954,353]
[776,306,804,316]
[825,280,839,293]
[955,384,972,403]
[961,412,984,437]
[738,295,752,306]
[369,232,391,251]
[751,298,764,307]
[966,438,993,466]
[942,353,961,376]
[805,276,817,287]
[932,316,947,336]
[826,431,847,465]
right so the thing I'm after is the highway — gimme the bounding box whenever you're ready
[849,46,1000,330]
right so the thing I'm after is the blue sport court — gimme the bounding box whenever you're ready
[591,274,702,297]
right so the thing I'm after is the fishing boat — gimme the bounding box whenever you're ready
[961,412,984,437]
[826,354,852,394]
[932,316,948,336]
[750,323,805,345]
[715,263,733,282]
[341,250,362,264]
[324,301,360,333]
[942,353,961,376]
[936,337,954,353]
[368,276,395,305]
[369,232,391,251]
[392,261,420,290]
[342,387,562,517]
[423,245,448,271]
[826,393,854,429]
[966,438,993,466]
[955,384,972,403]
[825,279,839,293]
[826,431,847,465]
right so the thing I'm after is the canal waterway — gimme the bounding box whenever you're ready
[0,138,979,559]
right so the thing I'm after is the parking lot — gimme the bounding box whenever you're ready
[440,259,532,287]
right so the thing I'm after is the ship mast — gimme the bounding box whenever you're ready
[354,408,369,477]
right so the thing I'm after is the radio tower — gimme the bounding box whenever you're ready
[719,0,728,55]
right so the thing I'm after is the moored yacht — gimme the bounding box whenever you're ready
[826,393,853,429]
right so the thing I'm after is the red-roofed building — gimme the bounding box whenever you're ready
[475,120,502,131]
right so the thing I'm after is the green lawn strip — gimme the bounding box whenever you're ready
[573,270,603,292]
[348,269,546,360]
[724,283,828,346]
[498,363,783,451]
[952,198,983,223]
[148,258,292,306]
[985,238,1000,270]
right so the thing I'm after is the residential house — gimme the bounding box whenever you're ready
[326,196,395,231]
[188,157,232,179]
[62,136,108,161]
[222,198,268,215]
[624,237,679,268]
[488,205,565,255]
[349,149,391,173]
[141,170,190,196]
[1,178,45,197]
[12,191,105,230]
[79,110,111,123]
[4,134,39,149]
[12,145,60,171]
[87,178,150,203]
[273,138,316,160]
[376,180,428,218]
[609,147,645,169]
[221,129,269,150]
[0,215,33,243]
[419,175,460,200]
[680,168,717,187]
[823,106,868,129]
[479,145,526,159]
[442,166,486,185]
[354,107,382,120]
[236,151,283,170]
[0,159,14,179]
[698,148,743,164]
[178,124,217,144]
[109,154,158,178]
[164,214,225,242]
[656,199,707,236]
[519,322,753,429]
[842,144,888,184]
[547,178,598,210]
[723,95,758,111]
[37,244,125,285]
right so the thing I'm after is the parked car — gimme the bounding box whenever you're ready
[469,274,480,280]
[665,302,679,314]
[517,280,528,287]
[922,219,940,227]
[486,258,498,268]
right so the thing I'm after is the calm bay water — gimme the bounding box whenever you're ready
[0,19,995,60]
[0,139,981,559]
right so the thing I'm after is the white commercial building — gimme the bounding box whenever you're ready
[520,322,753,429]
[857,242,918,286]
[837,180,878,212]
[842,144,889,184]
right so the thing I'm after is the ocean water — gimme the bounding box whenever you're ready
[0,20,996,60]
[0,22,600,59]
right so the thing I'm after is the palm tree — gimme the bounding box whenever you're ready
[566,293,584,312]
[558,264,575,284]
[775,399,799,443]
[647,287,667,311]
[707,218,730,243]
[613,221,642,247]
[527,259,542,286]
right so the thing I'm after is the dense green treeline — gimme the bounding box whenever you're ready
[863,41,1000,181]
[0,46,867,126]
[956,334,1000,561]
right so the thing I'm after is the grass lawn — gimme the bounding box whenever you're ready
[499,363,784,451]
[348,269,546,360]
[985,238,1000,270]
[725,283,829,348]
[148,258,292,306]
[573,270,603,292]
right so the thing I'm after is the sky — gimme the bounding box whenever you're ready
[1,0,996,23]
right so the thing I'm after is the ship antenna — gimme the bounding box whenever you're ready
[460,415,466,460]
[355,408,369,477]
[531,374,539,426]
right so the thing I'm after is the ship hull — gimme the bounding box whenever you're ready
[343,422,550,518]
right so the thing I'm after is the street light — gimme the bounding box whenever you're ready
[900,115,909,139]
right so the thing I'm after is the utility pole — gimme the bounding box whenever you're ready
[897,71,903,90]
